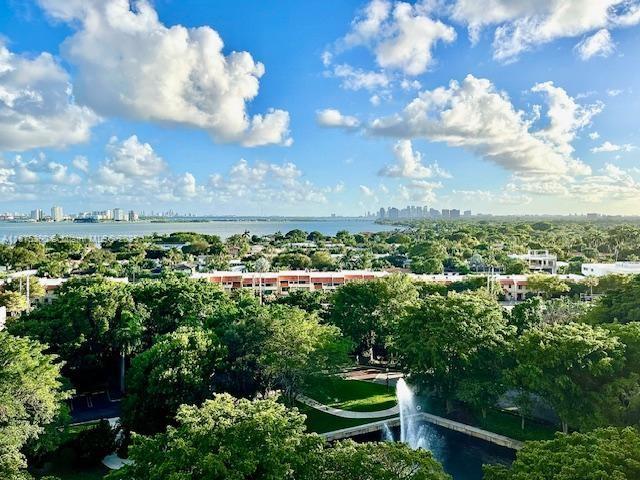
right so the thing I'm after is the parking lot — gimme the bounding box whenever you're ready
[69,390,121,424]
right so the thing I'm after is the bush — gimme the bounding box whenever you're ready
[69,420,116,465]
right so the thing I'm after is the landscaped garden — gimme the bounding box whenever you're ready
[303,377,396,412]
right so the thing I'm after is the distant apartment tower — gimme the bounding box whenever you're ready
[51,206,63,222]
[378,207,385,219]
[30,209,43,221]
[388,207,399,219]
[113,208,126,221]
[450,209,461,218]
[128,210,139,222]
[429,208,440,217]
[463,210,472,217]
[441,209,450,218]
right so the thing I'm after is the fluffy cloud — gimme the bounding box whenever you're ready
[591,141,636,153]
[506,164,640,203]
[72,155,89,173]
[209,158,332,205]
[575,29,616,60]
[316,109,360,129]
[0,43,99,151]
[379,139,450,178]
[451,0,640,62]
[0,152,82,202]
[97,135,168,185]
[359,185,375,196]
[370,74,600,176]
[330,64,391,91]
[332,0,456,76]
[37,0,291,147]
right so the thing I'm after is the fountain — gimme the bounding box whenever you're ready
[387,378,441,453]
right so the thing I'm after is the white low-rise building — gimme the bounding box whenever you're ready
[581,262,640,277]
[508,250,558,274]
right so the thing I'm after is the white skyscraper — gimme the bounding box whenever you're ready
[30,209,43,221]
[113,208,126,221]
[51,206,63,222]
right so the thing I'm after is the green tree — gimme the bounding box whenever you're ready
[131,276,235,339]
[586,275,640,324]
[330,275,418,361]
[4,276,46,300]
[0,291,29,314]
[311,440,451,480]
[285,229,308,243]
[8,276,133,387]
[110,394,321,480]
[395,292,513,413]
[0,332,70,478]
[526,274,570,299]
[484,427,640,480]
[272,252,312,270]
[112,308,147,393]
[310,251,336,271]
[121,326,225,435]
[259,305,350,402]
[511,322,625,433]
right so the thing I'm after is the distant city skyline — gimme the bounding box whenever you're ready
[1,1,640,215]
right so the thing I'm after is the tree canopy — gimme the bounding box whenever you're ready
[484,427,640,480]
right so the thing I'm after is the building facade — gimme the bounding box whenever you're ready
[581,262,640,277]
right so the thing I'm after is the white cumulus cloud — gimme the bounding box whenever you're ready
[379,139,451,179]
[370,74,600,177]
[451,0,640,62]
[37,0,291,147]
[591,141,636,153]
[330,0,455,78]
[316,109,361,129]
[575,29,616,60]
[0,42,99,151]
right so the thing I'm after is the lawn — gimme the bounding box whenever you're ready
[303,377,396,412]
[418,396,557,442]
[294,401,397,434]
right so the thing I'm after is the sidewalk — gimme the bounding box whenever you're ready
[297,394,399,419]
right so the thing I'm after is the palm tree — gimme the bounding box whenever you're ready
[113,309,146,393]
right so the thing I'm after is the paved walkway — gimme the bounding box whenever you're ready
[297,394,399,419]
[341,367,404,387]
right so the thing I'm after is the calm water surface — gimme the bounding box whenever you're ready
[357,423,515,480]
[0,218,395,243]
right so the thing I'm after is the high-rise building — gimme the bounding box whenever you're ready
[128,210,139,222]
[441,209,450,218]
[450,209,461,218]
[113,208,126,221]
[464,210,472,217]
[429,208,440,217]
[30,209,43,221]
[378,207,385,219]
[51,206,63,222]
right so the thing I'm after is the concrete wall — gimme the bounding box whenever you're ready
[322,413,524,450]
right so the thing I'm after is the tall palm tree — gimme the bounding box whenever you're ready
[113,309,146,393]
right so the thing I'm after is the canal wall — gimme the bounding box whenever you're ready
[322,413,524,450]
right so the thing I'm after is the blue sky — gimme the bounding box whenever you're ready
[0,0,639,216]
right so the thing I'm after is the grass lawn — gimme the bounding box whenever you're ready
[418,396,557,442]
[480,409,557,442]
[303,377,396,412]
[294,401,397,434]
